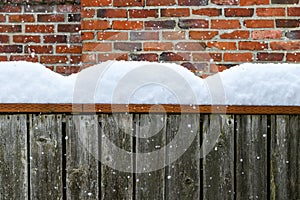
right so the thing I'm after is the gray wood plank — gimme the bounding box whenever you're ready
[135,114,166,199]
[166,114,200,199]
[203,114,234,200]
[66,115,99,200]
[0,115,27,200]
[30,114,63,200]
[236,115,268,199]
[100,114,133,199]
[271,115,300,199]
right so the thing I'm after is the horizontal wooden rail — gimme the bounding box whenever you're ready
[0,104,300,114]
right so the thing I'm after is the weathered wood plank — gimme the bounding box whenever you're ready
[135,114,166,199]
[236,115,268,199]
[66,115,99,199]
[166,114,201,199]
[271,115,300,199]
[203,114,234,200]
[100,114,133,199]
[29,114,63,199]
[0,115,27,200]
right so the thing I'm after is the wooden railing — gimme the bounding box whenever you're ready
[0,104,299,199]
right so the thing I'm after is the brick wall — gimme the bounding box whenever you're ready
[81,0,300,75]
[0,4,81,75]
[0,0,299,75]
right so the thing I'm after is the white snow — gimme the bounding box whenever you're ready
[0,61,299,106]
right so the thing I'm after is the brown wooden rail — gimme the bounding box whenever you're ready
[0,103,300,114]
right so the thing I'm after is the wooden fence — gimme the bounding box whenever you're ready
[0,104,299,199]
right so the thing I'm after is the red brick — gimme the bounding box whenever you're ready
[210,64,229,73]
[178,19,209,29]
[9,55,38,62]
[161,8,190,17]
[0,5,22,12]
[189,31,219,40]
[56,45,82,53]
[70,55,82,64]
[98,31,128,40]
[130,53,158,61]
[192,8,221,16]
[224,53,253,62]
[239,41,268,50]
[114,0,144,6]
[144,42,174,51]
[256,8,285,16]
[0,45,22,53]
[272,0,298,4]
[175,42,206,51]
[82,0,112,6]
[83,42,112,52]
[43,35,67,43]
[0,56,8,61]
[220,30,250,39]
[276,19,299,28]
[193,52,222,62]
[97,9,127,18]
[162,31,186,40]
[145,20,176,30]
[131,32,160,40]
[211,0,238,5]
[225,8,254,17]
[288,7,300,16]
[178,0,208,6]
[57,5,81,12]
[0,35,9,43]
[147,0,176,6]
[244,20,274,28]
[286,30,300,39]
[159,52,190,61]
[81,8,96,18]
[114,42,142,51]
[81,32,94,40]
[0,14,5,22]
[98,53,128,61]
[68,14,81,22]
[240,0,269,6]
[252,30,282,39]
[9,15,35,22]
[0,25,22,33]
[40,56,68,64]
[129,9,158,18]
[211,20,241,29]
[25,45,53,54]
[207,42,237,50]
[287,53,300,62]
[58,24,81,32]
[257,53,284,61]
[38,14,65,22]
[82,54,97,63]
[270,42,300,50]
[113,21,143,30]
[56,66,80,75]
[81,20,110,30]
[13,35,40,43]
[25,25,55,33]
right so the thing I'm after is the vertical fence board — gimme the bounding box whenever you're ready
[0,115,27,200]
[30,114,63,199]
[203,114,234,200]
[166,114,200,199]
[236,115,268,199]
[271,115,300,199]
[135,114,166,199]
[100,114,133,199]
[66,115,99,199]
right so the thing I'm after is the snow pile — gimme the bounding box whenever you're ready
[0,61,299,105]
